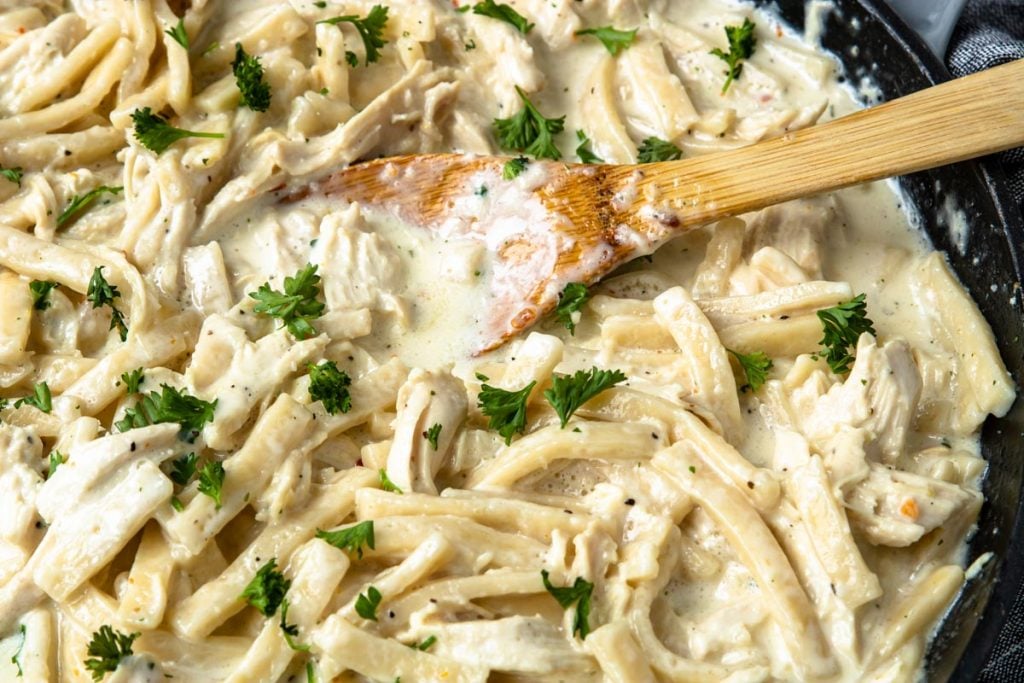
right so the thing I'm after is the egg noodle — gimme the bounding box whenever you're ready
[0,1,1016,681]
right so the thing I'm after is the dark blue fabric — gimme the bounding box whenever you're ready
[946,1,1024,213]
[951,4,1024,679]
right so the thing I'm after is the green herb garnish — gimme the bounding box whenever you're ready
[15,382,51,413]
[308,361,351,414]
[57,185,122,228]
[637,137,682,163]
[84,625,139,681]
[318,5,389,65]
[472,0,533,33]
[817,293,875,374]
[541,570,593,639]
[478,380,536,444]
[232,43,272,111]
[727,349,773,392]
[316,520,375,559]
[493,87,565,160]
[355,586,382,620]
[29,280,58,310]
[241,559,290,616]
[574,26,637,55]
[710,18,756,94]
[249,264,325,340]
[132,107,225,154]
[544,368,626,428]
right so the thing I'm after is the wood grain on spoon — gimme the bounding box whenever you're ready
[296,59,1024,353]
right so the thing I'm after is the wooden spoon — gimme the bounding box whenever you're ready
[294,59,1024,354]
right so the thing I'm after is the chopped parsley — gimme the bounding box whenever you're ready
[637,137,682,163]
[131,107,224,154]
[355,585,382,620]
[555,282,589,334]
[84,625,139,681]
[29,280,58,310]
[87,266,128,341]
[544,367,626,428]
[115,384,217,442]
[318,5,389,66]
[493,87,565,160]
[249,263,325,340]
[478,380,536,444]
[232,43,272,111]
[817,293,875,374]
[48,450,65,478]
[308,361,352,414]
[316,520,375,559]
[197,460,226,509]
[424,423,442,450]
[574,26,637,55]
[279,599,310,652]
[379,468,403,493]
[120,367,144,394]
[472,0,533,34]
[710,18,756,94]
[165,18,189,49]
[502,155,528,179]
[57,185,123,228]
[727,349,773,392]
[15,382,51,413]
[241,559,290,616]
[541,570,593,639]
[11,624,25,677]
[169,452,198,487]
[574,130,603,164]
[411,635,437,651]
[1,166,23,186]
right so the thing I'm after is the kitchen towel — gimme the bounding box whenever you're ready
[959,3,1024,678]
[946,0,1024,216]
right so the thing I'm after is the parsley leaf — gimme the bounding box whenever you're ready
[574,26,637,55]
[48,450,65,479]
[316,520,375,559]
[543,368,626,428]
[478,380,536,444]
[355,585,382,620]
[57,185,123,228]
[637,137,682,163]
[555,282,589,334]
[502,155,528,179]
[165,18,189,49]
[472,0,533,33]
[232,43,272,111]
[117,385,217,444]
[411,635,437,651]
[132,107,225,154]
[241,559,290,617]
[249,264,326,339]
[493,86,565,160]
[197,459,226,509]
[15,382,51,413]
[424,423,442,450]
[279,598,310,652]
[541,570,594,639]
[575,130,603,164]
[817,293,875,374]
[29,280,58,310]
[308,361,351,414]
[379,468,403,493]
[306,661,315,683]
[727,349,772,392]
[169,452,198,486]
[84,625,139,681]
[87,266,128,341]
[11,624,25,677]
[318,5,389,65]
[115,384,217,442]
[710,18,756,94]
[120,367,144,394]
[1,166,23,186]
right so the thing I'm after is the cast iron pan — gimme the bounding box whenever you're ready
[752,0,1024,679]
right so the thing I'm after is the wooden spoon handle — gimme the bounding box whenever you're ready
[641,59,1024,226]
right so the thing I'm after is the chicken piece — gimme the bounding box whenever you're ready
[385,369,468,495]
[844,463,979,547]
[0,422,43,583]
[801,334,922,462]
[186,314,327,450]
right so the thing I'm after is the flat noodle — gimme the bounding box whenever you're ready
[0,1,1012,681]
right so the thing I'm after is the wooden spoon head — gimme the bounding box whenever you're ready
[290,154,680,353]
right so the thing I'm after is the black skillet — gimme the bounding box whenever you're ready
[752,0,1024,679]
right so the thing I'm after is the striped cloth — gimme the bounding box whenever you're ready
[946,0,1024,211]
[959,3,1024,678]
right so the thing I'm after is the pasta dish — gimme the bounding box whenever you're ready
[0,0,1015,681]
